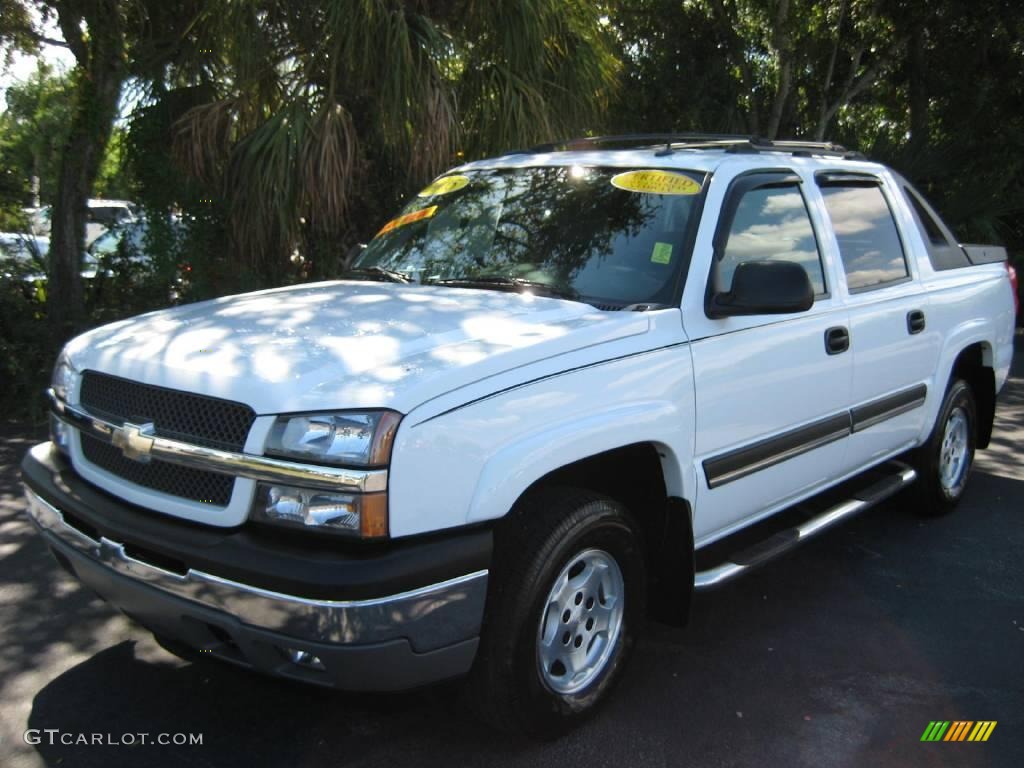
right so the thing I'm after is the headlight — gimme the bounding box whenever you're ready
[250,483,388,538]
[265,410,401,467]
[259,410,400,539]
[51,353,79,403]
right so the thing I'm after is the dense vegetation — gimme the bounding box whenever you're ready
[1,0,1022,417]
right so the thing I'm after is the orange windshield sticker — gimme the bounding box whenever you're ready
[376,206,438,237]
[611,170,702,195]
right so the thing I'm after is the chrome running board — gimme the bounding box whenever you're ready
[694,462,917,591]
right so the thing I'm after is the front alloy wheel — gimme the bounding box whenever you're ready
[537,548,625,695]
[466,488,645,737]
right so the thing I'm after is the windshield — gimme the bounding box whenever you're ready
[88,206,132,227]
[352,166,704,307]
[90,224,146,257]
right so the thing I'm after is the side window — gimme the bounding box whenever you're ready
[718,185,826,295]
[820,184,909,291]
[904,187,948,246]
[901,182,971,270]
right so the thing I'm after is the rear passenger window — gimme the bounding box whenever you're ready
[904,188,948,246]
[719,185,826,295]
[820,184,909,291]
[900,182,972,270]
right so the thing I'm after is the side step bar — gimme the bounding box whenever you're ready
[694,462,917,591]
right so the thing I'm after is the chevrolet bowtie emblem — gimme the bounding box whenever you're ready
[111,422,156,463]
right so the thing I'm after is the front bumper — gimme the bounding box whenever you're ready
[21,442,490,691]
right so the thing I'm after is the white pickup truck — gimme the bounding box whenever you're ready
[22,135,1018,736]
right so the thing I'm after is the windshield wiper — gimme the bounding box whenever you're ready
[343,266,411,283]
[427,276,581,302]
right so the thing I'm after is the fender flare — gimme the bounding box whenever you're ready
[465,400,687,525]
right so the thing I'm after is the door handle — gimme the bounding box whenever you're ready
[907,309,926,335]
[825,326,850,355]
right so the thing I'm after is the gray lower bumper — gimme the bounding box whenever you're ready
[25,488,487,690]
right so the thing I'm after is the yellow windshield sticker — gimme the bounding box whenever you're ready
[376,206,437,237]
[651,242,673,265]
[418,175,470,197]
[611,170,702,196]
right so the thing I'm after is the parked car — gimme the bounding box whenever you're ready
[83,199,137,245]
[0,231,48,263]
[23,206,51,237]
[0,232,49,282]
[25,199,138,246]
[84,219,153,275]
[21,135,1017,736]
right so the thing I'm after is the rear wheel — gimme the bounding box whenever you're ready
[466,488,645,737]
[910,378,977,515]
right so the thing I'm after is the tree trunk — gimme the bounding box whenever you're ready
[765,0,793,140]
[907,25,930,154]
[708,0,761,135]
[814,0,848,140]
[47,4,126,342]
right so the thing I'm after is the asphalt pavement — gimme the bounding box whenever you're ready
[1,337,1021,768]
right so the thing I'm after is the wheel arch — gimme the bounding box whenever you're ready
[950,341,996,448]
[506,442,696,627]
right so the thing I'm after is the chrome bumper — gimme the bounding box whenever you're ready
[24,488,487,651]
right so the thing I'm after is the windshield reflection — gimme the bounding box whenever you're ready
[353,166,703,308]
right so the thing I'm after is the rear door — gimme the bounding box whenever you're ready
[684,169,852,545]
[813,173,942,470]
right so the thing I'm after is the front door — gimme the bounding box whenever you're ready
[685,170,853,546]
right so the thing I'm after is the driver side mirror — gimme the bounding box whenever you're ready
[708,260,814,318]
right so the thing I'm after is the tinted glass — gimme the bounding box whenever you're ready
[718,185,825,294]
[88,206,131,226]
[821,185,908,290]
[904,186,948,246]
[354,167,703,307]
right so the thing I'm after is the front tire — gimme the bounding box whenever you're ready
[466,488,646,737]
[911,378,977,516]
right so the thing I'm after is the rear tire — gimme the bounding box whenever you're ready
[466,487,646,737]
[910,378,977,516]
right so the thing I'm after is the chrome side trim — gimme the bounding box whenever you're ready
[703,413,852,489]
[25,488,487,651]
[702,384,929,489]
[49,390,387,493]
[851,383,928,433]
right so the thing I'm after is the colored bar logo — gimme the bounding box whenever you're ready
[921,721,997,742]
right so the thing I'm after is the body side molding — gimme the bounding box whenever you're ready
[703,383,929,488]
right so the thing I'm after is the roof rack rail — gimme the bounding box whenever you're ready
[525,133,861,159]
[528,133,757,152]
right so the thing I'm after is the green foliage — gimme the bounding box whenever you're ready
[0,63,74,206]
[607,0,1024,258]
[164,0,619,284]
[0,63,137,212]
[0,257,54,420]
[606,0,742,132]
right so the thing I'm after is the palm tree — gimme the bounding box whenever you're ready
[170,0,619,281]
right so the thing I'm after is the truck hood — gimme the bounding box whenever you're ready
[65,281,651,415]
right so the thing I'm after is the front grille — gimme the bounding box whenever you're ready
[80,371,255,451]
[81,433,235,506]
[77,371,255,507]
